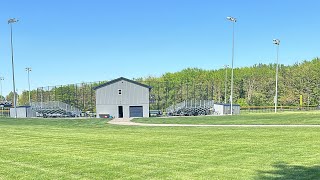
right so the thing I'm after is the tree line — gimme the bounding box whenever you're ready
[6,58,320,111]
[143,57,320,108]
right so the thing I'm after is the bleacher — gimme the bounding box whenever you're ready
[31,101,81,117]
[166,100,214,116]
[0,101,13,107]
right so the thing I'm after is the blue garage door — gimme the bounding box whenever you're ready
[129,106,143,117]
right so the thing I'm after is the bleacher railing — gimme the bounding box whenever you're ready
[166,100,215,115]
[31,101,81,116]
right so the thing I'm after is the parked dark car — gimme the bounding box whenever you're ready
[64,112,76,117]
[149,110,163,117]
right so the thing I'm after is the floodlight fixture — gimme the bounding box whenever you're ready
[227,16,237,22]
[8,18,19,24]
[273,39,280,45]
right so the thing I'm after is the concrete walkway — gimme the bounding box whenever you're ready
[108,118,320,127]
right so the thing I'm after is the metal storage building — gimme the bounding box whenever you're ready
[10,106,36,118]
[93,77,151,118]
[214,103,240,115]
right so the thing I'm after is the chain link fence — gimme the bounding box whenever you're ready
[33,80,215,113]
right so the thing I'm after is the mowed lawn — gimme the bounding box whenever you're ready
[1,117,320,179]
[134,111,320,125]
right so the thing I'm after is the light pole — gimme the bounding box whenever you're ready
[224,65,229,104]
[0,77,3,117]
[25,67,32,105]
[227,16,237,115]
[273,39,280,113]
[0,77,3,101]
[8,18,19,118]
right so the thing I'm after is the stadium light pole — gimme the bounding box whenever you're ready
[25,67,32,105]
[0,77,3,117]
[273,39,280,113]
[8,18,19,118]
[0,77,4,101]
[224,65,229,104]
[227,16,237,115]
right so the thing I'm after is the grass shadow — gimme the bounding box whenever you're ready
[256,162,320,180]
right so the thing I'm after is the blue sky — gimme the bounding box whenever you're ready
[0,0,319,96]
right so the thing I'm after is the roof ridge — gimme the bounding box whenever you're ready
[93,77,152,90]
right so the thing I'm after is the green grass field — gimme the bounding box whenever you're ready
[134,111,320,125]
[1,114,320,179]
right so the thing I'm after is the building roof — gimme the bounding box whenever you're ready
[93,77,152,90]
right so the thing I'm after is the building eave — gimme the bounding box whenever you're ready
[93,77,152,90]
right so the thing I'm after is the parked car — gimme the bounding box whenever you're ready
[64,112,76,117]
[149,110,163,117]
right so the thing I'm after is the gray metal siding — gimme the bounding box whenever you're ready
[10,107,36,118]
[213,104,240,115]
[96,80,149,105]
[96,79,150,118]
[213,104,223,115]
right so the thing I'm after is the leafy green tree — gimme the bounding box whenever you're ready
[14,57,320,111]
